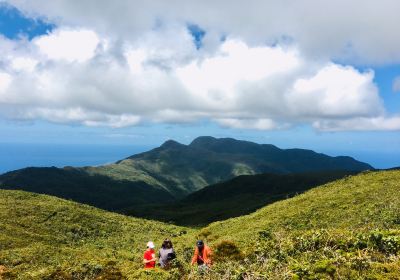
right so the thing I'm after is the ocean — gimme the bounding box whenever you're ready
[0,143,154,174]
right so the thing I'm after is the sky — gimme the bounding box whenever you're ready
[0,0,399,168]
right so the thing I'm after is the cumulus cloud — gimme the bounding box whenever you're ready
[289,64,383,118]
[34,29,100,62]
[0,26,394,131]
[6,0,400,64]
[0,1,399,131]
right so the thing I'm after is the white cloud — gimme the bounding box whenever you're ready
[0,9,398,131]
[289,64,383,118]
[6,0,400,64]
[0,72,12,92]
[216,118,284,130]
[10,57,38,72]
[10,107,141,128]
[313,116,400,131]
[34,29,100,62]
[393,76,400,93]
[176,40,300,104]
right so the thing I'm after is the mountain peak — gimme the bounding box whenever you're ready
[160,139,185,149]
[189,136,218,147]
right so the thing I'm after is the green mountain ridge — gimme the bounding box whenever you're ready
[0,136,373,212]
[128,170,357,226]
[1,170,399,279]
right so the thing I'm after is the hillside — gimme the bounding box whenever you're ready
[198,170,400,279]
[0,189,194,279]
[129,170,356,225]
[0,137,373,212]
[1,170,399,279]
[0,167,174,210]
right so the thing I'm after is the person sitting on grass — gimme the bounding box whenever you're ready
[191,240,212,269]
[143,241,156,269]
[159,238,176,269]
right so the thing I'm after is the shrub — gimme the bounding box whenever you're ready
[313,260,336,276]
[258,229,273,240]
[197,228,212,240]
[213,240,244,262]
[130,268,170,280]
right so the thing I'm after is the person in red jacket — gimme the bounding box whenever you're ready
[191,240,212,267]
[143,241,156,269]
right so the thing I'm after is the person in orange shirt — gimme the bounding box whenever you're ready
[191,240,212,268]
[143,241,156,269]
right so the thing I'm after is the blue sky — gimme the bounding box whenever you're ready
[0,1,399,169]
[0,4,53,39]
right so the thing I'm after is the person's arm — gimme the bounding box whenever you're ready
[191,248,198,265]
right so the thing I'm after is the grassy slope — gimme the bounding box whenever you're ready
[199,170,400,279]
[1,170,399,279]
[0,190,195,279]
[205,170,400,242]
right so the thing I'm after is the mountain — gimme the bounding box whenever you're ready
[128,170,357,225]
[1,170,399,279]
[110,136,372,196]
[0,136,373,211]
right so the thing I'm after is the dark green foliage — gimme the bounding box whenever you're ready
[129,171,357,225]
[213,240,244,262]
[0,167,173,210]
[122,136,372,196]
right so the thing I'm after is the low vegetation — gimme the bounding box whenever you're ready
[1,170,399,279]
[0,190,194,279]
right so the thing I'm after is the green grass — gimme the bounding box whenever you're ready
[1,170,399,279]
[198,170,400,279]
[0,190,195,279]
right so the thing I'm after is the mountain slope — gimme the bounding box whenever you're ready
[0,167,174,210]
[0,137,373,211]
[0,189,193,279]
[129,170,357,225]
[204,169,400,244]
[197,170,400,279]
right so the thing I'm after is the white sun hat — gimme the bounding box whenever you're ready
[147,241,155,249]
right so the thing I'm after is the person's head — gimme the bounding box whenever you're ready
[146,241,155,250]
[196,240,204,250]
[162,239,173,249]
